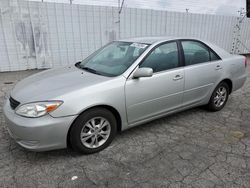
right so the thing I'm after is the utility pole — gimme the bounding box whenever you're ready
[117,0,125,39]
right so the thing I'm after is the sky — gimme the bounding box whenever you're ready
[30,0,246,16]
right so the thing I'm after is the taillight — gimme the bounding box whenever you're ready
[245,57,248,68]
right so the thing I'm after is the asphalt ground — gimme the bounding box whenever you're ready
[0,65,250,188]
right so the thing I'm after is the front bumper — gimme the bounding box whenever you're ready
[3,99,77,151]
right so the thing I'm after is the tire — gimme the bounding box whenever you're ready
[207,82,229,111]
[69,108,117,154]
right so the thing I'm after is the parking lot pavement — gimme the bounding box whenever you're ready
[0,67,250,188]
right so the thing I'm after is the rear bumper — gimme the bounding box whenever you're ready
[232,73,247,92]
[3,100,77,151]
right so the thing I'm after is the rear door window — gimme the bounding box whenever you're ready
[181,41,210,66]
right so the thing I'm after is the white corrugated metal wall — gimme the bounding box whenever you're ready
[120,8,250,54]
[0,1,250,72]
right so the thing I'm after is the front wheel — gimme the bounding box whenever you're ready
[69,108,117,154]
[207,82,229,111]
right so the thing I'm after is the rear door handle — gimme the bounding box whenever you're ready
[215,65,222,70]
[173,75,183,81]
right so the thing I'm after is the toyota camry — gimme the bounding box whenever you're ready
[3,37,247,154]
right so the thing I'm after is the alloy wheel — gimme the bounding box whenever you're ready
[80,117,111,148]
[213,86,227,108]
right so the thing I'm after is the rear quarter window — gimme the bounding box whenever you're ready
[210,50,220,61]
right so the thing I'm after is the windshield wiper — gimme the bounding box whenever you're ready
[75,62,98,74]
[75,62,107,76]
[81,66,104,76]
[75,62,81,68]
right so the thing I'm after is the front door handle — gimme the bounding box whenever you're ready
[215,65,222,70]
[173,75,183,81]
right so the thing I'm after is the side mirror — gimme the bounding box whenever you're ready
[133,67,153,78]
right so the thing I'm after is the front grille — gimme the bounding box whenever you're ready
[9,97,20,110]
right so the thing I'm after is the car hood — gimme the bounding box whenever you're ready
[11,66,112,103]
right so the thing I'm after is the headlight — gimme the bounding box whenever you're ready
[15,101,63,118]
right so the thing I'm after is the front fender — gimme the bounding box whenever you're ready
[49,76,128,130]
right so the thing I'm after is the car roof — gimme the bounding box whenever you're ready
[118,36,200,44]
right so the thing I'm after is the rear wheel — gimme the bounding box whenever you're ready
[207,82,229,111]
[69,108,117,154]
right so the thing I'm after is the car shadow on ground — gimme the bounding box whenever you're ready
[15,106,206,158]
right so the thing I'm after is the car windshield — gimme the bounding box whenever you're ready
[78,41,149,77]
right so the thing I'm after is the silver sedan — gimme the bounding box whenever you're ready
[3,37,247,154]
